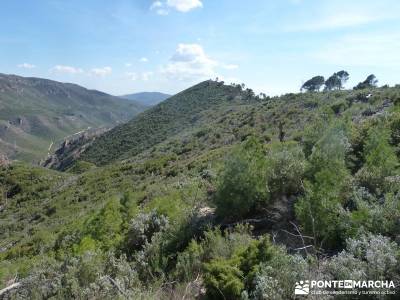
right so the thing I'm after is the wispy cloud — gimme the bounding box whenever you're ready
[150,0,202,15]
[126,71,153,81]
[150,1,169,15]
[90,66,112,77]
[139,57,149,63]
[17,63,36,69]
[166,0,202,12]
[51,65,84,74]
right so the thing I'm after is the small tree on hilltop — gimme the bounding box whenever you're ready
[301,76,325,92]
[336,70,349,88]
[354,74,378,90]
[324,73,342,91]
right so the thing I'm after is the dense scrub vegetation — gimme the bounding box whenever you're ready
[1,81,400,299]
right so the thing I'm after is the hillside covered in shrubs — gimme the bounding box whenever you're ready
[1,79,400,299]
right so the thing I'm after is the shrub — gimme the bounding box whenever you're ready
[84,197,123,250]
[251,253,308,300]
[265,142,306,198]
[123,211,169,255]
[174,240,204,281]
[203,236,279,300]
[326,233,400,282]
[345,188,400,237]
[203,256,244,299]
[296,125,352,248]
[356,126,399,194]
[214,138,268,220]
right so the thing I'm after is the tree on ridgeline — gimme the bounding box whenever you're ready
[354,74,378,90]
[324,70,349,91]
[301,75,325,92]
[336,70,349,87]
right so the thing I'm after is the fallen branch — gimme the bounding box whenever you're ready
[293,245,314,251]
[0,282,21,296]
[280,229,314,240]
[290,221,310,255]
[182,273,200,300]
[101,276,128,299]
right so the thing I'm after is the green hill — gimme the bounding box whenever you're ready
[1,81,400,298]
[0,74,146,163]
[81,80,263,165]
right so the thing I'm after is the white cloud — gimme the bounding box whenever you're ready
[150,0,202,15]
[125,63,132,67]
[139,57,149,63]
[90,66,112,77]
[151,1,163,9]
[52,65,84,74]
[166,0,202,12]
[150,1,169,15]
[17,63,36,69]
[161,43,217,80]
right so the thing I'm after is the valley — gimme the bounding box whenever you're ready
[1,78,399,299]
[0,74,146,163]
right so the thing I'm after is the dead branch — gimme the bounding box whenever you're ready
[290,221,310,255]
[280,229,314,240]
[0,282,21,296]
[101,275,128,299]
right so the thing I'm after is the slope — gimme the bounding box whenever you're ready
[1,82,399,298]
[0,74,146,162]
[80,80,261,165]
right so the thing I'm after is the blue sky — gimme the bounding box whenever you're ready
[1,0,399,95]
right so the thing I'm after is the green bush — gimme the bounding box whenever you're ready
[251,252,308,300]
[123,211,169,255]
[265,142,306,198]
[203,236,278,300]
[326,233,400,283]
[83,197,123,250]
[214,137,268,220]
[296,125,352,248]
[345,188,400,238]
[203,256,244,299]
[356,126,399,194]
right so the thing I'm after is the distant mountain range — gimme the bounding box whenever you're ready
[0,73,146,162]
[120,92,171,106]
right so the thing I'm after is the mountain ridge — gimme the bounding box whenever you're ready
[79,80,262,165]
[0,73,146,162]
